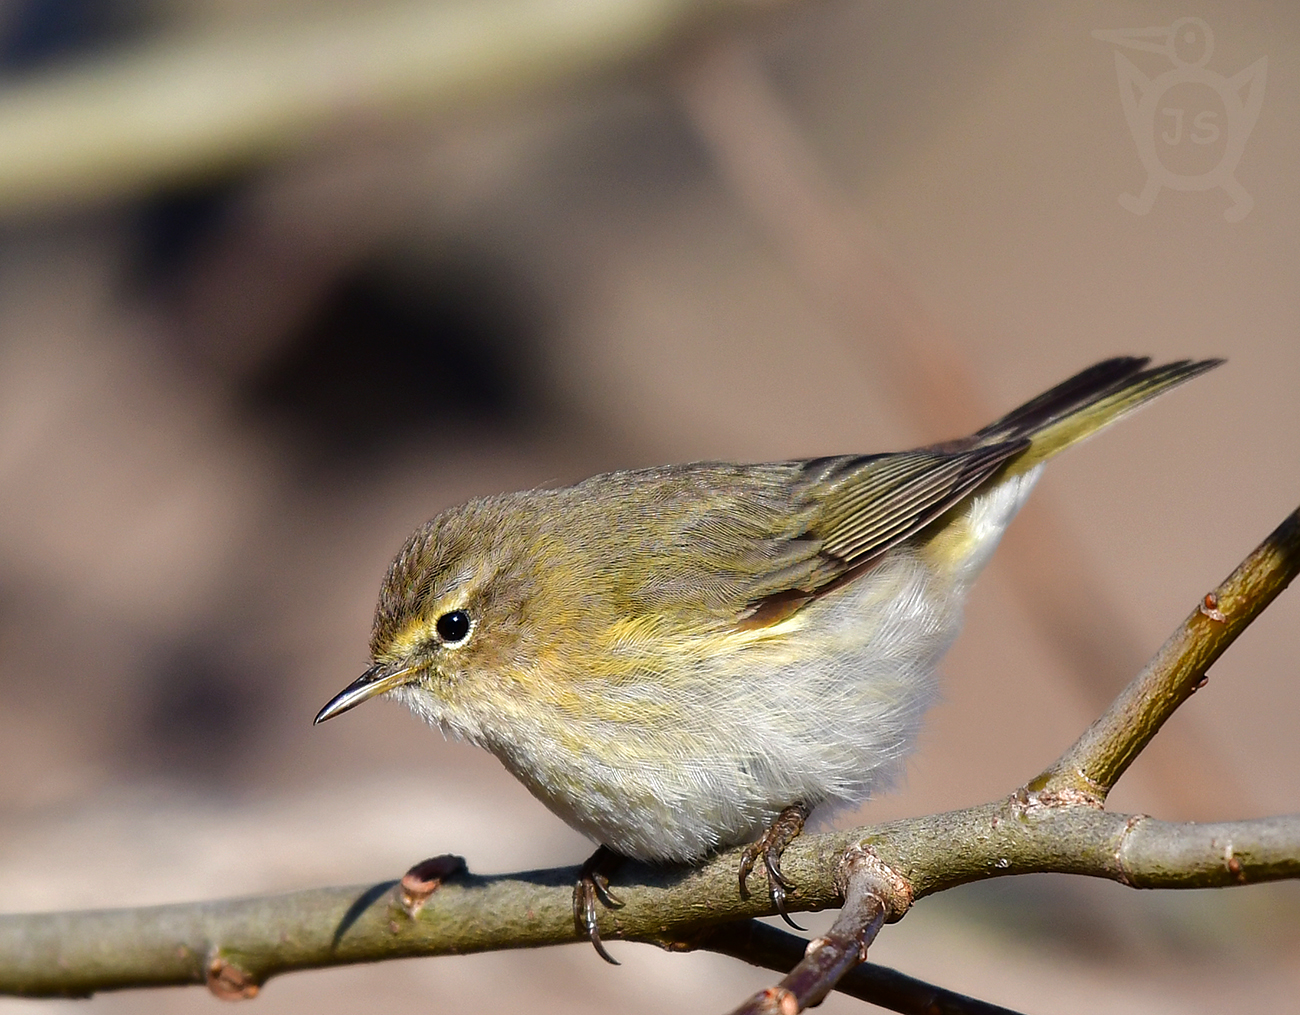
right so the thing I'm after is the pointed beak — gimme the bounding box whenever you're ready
[314,663,416,724]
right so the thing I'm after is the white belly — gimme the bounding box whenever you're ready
[478,548,961,861]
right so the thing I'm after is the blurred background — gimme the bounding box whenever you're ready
[0,1,1297,1011]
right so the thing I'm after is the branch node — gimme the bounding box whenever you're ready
[1223,841,1248,884]
[205,954,259,1001]
[397,854,467,918]
[1024,785,1106,811]
[1113,813,1149,886]
[837,844,912,922]
[1199,591,1227,623]
[755,985,799,1015]
[802,935,828,958]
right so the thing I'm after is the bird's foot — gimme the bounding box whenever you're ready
[738,803,810,930]
[573,845,625,964]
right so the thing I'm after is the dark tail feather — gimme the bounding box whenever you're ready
[975,357,1223,449]
[974,357,1147,442]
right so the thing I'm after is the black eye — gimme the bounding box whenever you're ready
[436,610,472,644]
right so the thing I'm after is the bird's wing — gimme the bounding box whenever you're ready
[594,443,1028,628]
[569,447,1011,625]
[740,357,1223,618]
[795,442,1028,573]
[689,442,1023,629]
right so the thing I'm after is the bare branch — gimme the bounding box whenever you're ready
[688,921,1029,1015]
[1,491,1296,1007]
[1038,505,1300,801]
[727,852,890,1015]
[3,807,1298,998]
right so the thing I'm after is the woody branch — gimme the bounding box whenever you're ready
[1,502,1297,1013]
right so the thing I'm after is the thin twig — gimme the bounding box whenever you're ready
[727,855,889,1015]
[1038,505,1300,801]
[690,921,1029,1015]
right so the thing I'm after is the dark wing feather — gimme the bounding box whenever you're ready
[733,442,1024,620]
[802,441,1027,572]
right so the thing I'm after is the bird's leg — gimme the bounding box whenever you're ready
[738,802,810,930]
[573,844,625,965]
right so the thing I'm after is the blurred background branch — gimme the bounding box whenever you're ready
[0,0,786,215]
[676,38,1246,819]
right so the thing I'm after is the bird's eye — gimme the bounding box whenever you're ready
[436,610,472,644]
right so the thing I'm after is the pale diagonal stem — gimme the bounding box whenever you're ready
[1037,505,1300,801]
[0,0,791,215]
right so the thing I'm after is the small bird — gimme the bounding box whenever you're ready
[316,356,1218,960]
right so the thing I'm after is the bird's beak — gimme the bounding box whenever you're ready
[314,663,416,724]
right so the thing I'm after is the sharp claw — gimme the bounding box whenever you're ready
[762,845,792,891]
[776,910,807,931]
[589,933,620,966]
[572,876,621,965]
[738,845,759,896]
[586,892,620,965]
[738,803,810,925]
[574,846,624,965]
[770,882,807,931]
[585,888,620,966]
[591,872,624,909]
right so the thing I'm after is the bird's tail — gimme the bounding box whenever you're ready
[976,356,1222,474]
